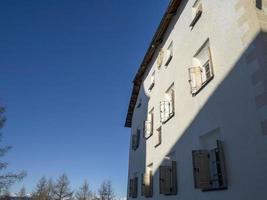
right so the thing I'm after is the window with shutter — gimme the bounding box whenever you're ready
[160,85,175,124]
[165,41,173,66]
[190,0,202,27]
[132,130,140,151]
[192,150,211,190]
[192,140,227,191]
[148,71,155,91]
[189,40,214,96]
[159,161,178,196]
[144,110,153,139]
[157,49,164,69]
[142,171,153,197]
[256,0,262,9]
[189,67,202,94]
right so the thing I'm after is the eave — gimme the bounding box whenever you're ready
[125,0,182,128]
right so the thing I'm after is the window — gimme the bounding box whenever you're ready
[129,177,138,198]
[137,98,142,108]
[159,161,177,195]
[256,0,262,9]
[160,85,175,123]
[164,42,173,66]
[132,129,140,151]
[155,126,162,147]
[189,40,214,95]
[148,71,155,91]
[190,0,202,27]
[144,109,154,139]
[256,0,267,11]
[141,168,153,198]
[157,49,164,69]
[192,140,227,191]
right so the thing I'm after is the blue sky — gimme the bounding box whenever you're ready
[0,0,169,198]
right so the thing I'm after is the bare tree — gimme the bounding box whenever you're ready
[17,186,26,199]
[75,180,92,200]
[1,190,11,200]
[98,180,115,200]
[0,106,26,194]
[53,174,73,200]
[32,176,54,200]
[47,178,54,200]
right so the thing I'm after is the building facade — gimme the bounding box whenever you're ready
[125,0,267,199]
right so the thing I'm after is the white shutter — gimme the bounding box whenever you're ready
[160,101,165,122]
[189,67,202,94]
[157,49,164,69]
[164,101,170,121]
[145,121,152,138]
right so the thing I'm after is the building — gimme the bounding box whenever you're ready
[125,0,267,199]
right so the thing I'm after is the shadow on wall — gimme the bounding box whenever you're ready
[149,30,267,200]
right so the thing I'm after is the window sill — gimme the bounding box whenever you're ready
[191,76,214,97]
[162,112,175,124]
[145,133,153,140]
[202,186,228,192]
[154,142,161,148]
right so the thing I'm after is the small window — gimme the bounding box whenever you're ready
[137,98,142,108]
[157,49,164,69]
[256,0,262,9]
[192,140,227,191]
[160,84,175,123]
[189,40,214,95]
[132,129,140,151]
[148,71,155,91]
[190,0,202,27]
[144,109,154,139]
[159,161,177,195]
[155,126,162,147]
[141,169,153,197]
[129,176,138,198]
[164,42,173,66]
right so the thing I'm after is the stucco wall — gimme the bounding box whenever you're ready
[127,0,267,199]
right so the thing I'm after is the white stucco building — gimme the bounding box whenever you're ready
[125,0,267,200]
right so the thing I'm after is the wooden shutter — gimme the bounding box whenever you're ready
[160,102,165,123]
[144,113,153,138]
[165,166,173,195]
[164,49,171,66]
[132,135,136,150]
[189,67,202,94]
[159,166,166,194]
[209,149,219,188]
[216,140,227,188]
[132,177,138,198]
[129,179,133,197]
[142,171,153,197]
[171,161,177,195]
[159,166,173,195]
[163,101,170,122]
[192,150,211,190]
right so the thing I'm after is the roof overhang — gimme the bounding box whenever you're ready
[125,0,182,127]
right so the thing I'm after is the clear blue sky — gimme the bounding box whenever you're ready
[0,0,169,198]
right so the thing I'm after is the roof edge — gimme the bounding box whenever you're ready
[125,0,182,128]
